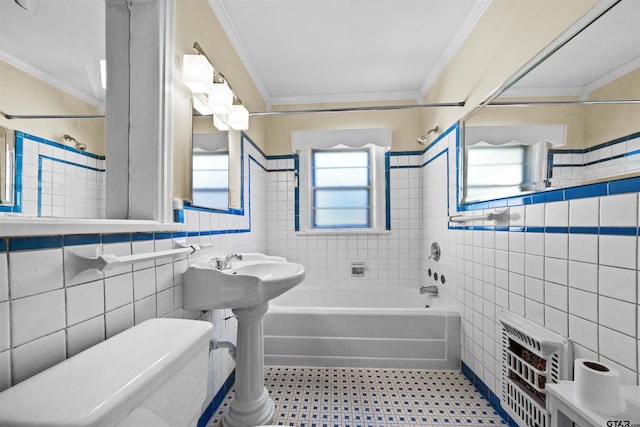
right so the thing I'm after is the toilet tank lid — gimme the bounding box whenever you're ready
[0,318,213,427]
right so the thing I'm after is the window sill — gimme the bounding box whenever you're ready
[0,217,185,237]
[296,228,390,236]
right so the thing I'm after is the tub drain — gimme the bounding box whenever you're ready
[425,304,430,308]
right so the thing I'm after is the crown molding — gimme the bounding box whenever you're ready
[270,90,420,106]
[207,0,272,110]
[580,56,640,100]
[419,0,492,100]
[0,49,102,107]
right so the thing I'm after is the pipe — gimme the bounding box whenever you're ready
[210,338,237,360]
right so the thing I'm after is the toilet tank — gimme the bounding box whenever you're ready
[0,318,213,427]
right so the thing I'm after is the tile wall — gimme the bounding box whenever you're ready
[266,154,424,289]
[0,135,269,409]
[423,124,640,406]
[2,132,106,218]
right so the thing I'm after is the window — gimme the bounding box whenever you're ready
[192,152,229,210]
[312,149,371,228]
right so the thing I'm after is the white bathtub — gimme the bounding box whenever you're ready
[263,287,460,369]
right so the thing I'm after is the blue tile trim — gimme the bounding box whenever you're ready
[172,231,187,238]
[197,369,236,427]
[545,226,568,234]
[64,234,101,246]
[549,130,640,155]
[461,361,510,425]
[37,156,43,217]
[389,150,423,156]
[569,226,599,234]
[154,232,173,240]
[599,226,637,236]
[608,176,640,194]
[131,233,154,241]
[101,233,132,244]
[294,156,300,231]
[421,122,458,154]
[0,240,7,252]
[173,209,184,223]
[389,164,421,169]
[525,226,545,233]
[9,236,63,251]
[39,155,105,172]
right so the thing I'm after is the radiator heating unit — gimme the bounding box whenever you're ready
[500,311,572,427]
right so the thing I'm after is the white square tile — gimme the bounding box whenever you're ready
[524,254,544,280]
[156,263,173,292]
[545,201,569,227]
[569,198,599,227]
[11,330,66,384]
[135,295,156,324]
[525,233,544,256]
[157,288,174,317]
[67,316,105,357]
[525,276,544,303]
[509,206,525,227]
[525,204,545,227]
[11,290,65,347]
[66,280,104,326]
[568,260,598,293]
[545,233,568,259]
[600,235,637,269]
[104,273,134,312]
[0,254,8,302]
[0,350,9,392]
[568,288,597,322]
[545,282,568,311]
[9,249,64,298]
[568,234,598,263]
[509,272,525,296]
[599,265,636,301]
[599,296,636,337]
[600,193,638,227]
[545,257,568,285]
[569,315,598,352]
[131,239,156,271]
[525,299,544,325]
[0,302,8,352]
[509,252,524,275]
[599,326,637,369]
[105,303,134,339]
[508,232,525,253]
[495,231,509,251]
[545,305,568,336]
[133,268,156,300]
[509,293,525,316]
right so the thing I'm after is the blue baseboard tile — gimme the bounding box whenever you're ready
[64,234,101,246]
[9,236,63,251]
[461,361,511,425]
[197,369,236,427]
[101,233,132,244]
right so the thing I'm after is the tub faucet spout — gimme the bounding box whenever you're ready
[420,285,438,295]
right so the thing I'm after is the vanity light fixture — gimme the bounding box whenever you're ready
[182,45,250,131]
[228,104,249,131]
[182,54,214,94]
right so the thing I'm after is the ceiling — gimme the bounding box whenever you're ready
[0,0,105,107]
[207,0,490,107]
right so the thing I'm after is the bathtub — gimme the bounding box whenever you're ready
[263,287,460,369]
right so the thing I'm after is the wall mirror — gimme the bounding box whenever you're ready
[0,0,106,218]
[191,130,230,211]
[459,0,640,206]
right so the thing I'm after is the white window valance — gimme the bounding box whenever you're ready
[292,128,391,151]
[465,124,567,147]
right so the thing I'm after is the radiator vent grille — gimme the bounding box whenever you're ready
[500,311,572,427]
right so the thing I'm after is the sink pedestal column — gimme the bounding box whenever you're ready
[222,302,274,427]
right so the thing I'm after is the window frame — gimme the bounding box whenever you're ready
[298,144,387,234]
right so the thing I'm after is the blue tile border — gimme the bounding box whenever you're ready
[461,361,510,425]
[64,234,101,246]
[9,236,63,251]
[19,131,106,160]
[0,132,23,213]
[197,369,236,427]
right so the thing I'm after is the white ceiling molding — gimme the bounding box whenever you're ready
[271,90,421,106]
[207,0,273,110]
[0,49,101,107]
[579,56,640,100]
[418,0,492,101]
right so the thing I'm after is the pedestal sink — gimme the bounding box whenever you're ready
[183,253,305,427]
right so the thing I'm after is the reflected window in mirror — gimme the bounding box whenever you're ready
[191,132,229,211]
[458,0,640,207]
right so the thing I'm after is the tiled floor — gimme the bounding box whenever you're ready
[207,367,507,426]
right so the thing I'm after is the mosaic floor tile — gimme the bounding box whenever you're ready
[206,367,507,427]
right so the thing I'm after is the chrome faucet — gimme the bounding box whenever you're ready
[212,253,243,270]
[420,285,438,296]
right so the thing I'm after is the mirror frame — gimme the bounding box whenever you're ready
[457,0,640,211]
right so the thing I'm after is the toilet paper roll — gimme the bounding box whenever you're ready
[574,359,626,416]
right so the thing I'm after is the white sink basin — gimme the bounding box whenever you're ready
[183,254,305,309]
